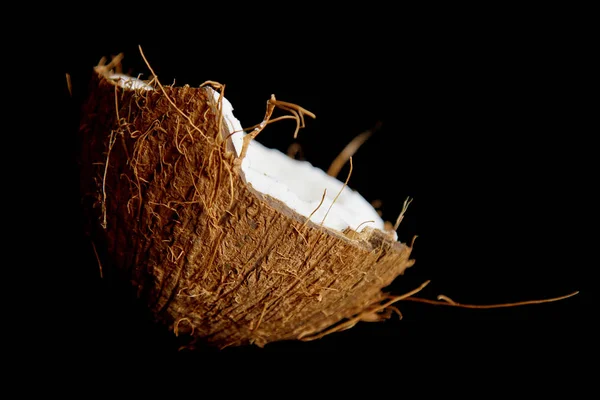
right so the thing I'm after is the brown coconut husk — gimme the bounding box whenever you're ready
[78,54,422,349]
[78,53,580,349]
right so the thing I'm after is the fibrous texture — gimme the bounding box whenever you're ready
[79,65,415,348]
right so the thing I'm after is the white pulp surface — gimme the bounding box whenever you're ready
[110,74,391,237]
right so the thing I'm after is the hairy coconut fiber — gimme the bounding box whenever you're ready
[78,65,416,349]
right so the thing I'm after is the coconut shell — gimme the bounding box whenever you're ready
[78,66,415,348]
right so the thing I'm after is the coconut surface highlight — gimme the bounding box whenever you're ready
[110,73,389,236]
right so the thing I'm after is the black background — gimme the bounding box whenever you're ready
[57,13,592,366]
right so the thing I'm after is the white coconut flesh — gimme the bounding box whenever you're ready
[110,74,394,239]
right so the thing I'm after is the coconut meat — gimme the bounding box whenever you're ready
[110,74,394,239]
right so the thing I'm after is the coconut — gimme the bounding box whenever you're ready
[78,56,418,349]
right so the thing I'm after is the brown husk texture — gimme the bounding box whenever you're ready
[78,68,415,348]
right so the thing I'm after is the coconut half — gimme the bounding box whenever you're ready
[79,63,415,348]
